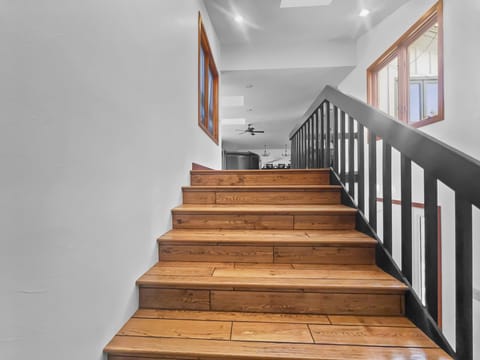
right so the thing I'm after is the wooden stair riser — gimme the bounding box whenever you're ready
[191,170,330,186]
[158,244,375,264]
[183,189,341,205]
[139,288,404,316]
[172,214,356,230]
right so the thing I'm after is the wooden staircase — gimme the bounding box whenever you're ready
[105,169,452,360]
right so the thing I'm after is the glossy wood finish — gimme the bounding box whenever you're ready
[105,169,452,360]
[107,336,451,360]
[191,169,330,186]
[106,310,451,359]
[172,204,357,230]
[183,185,341,205]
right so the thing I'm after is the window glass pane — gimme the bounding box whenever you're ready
[200,46,206,123]
[409,82,422,123]
[377,57,398,118]
[424,81,438,118]
[208,67,214,133]
[408,22,439,122]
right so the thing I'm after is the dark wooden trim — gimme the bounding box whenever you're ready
[367,1,444,128]
[192,162,214,171]
[198,13,219,145]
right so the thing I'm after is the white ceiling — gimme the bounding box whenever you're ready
[204,0,409,45]
[221,67,352,150]
[204,0,409,151]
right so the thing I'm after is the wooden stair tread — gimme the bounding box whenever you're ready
[191,169,331,174]
[158,229,376,246]
[183,185,342,191]
[133,309,414,327]
[105,169,451,359]
[106,336,451,360]
[190,169,331,186]
[114,310,433,348]
[172,204,356,215]
[137,262,407,293]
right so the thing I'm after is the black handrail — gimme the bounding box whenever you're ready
[290,85,477,360]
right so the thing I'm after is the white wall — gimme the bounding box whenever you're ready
[338,0,480,355]
[0,1,221,359]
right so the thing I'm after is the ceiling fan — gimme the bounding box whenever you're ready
[235,124,265,136]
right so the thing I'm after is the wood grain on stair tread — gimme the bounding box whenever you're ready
[137,275,407,293]
[106,336,452,359]
[159,245,374,264]
[212,267,393,280]
[231,322,313,343]
[183,186,342,205]
[172,204,356,215]
[119,318,231,340]
[158,229,377,246]
[173,214,294,230]
[190,169,330,186]
[183,191,216,204]
[159,245,274,263]
[210,291,404,315]
[309,324,438,348]
[294,215,356,230]
[215,191,340,205]
[139,288,210,310]
[133,309,330,324]
[184,185,342,191]
[275,246,375,265]
[328,315,414,327]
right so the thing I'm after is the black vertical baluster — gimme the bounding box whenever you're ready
[295,135,298,168]
[455,193,473,360]
[357,123,365,213]
[315,110,320,168]
[290,137,295,167]
[401,155,412,282]
[307,119,311,168]
[340,111,346,183]
[302,124,307,169]
[320,104,325,168]
[308,117,313,169]
[299,131,302,168]
[301,126,304,168]
[294,136,297,169]
[333,106,339,173]
[348,116,355,198]
[325,102,331,167]
[368,131,377,231]
[310,116,314,168]
[311,113,316,168]
[424,172,438,323]
[383,142,392,254]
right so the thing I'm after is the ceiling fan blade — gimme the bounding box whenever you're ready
[253,130,265,133]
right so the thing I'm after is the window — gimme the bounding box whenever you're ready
[198,14,219,143]
[367,1,443,128]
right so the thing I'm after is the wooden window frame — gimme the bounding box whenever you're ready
[367,1,444,128]
[198,13,219,144]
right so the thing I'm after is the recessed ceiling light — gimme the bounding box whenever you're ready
[234,15,244,23]
[280,0,333,8]
[359,9,370,17]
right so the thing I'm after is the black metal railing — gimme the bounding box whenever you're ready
[290,85,478,360]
